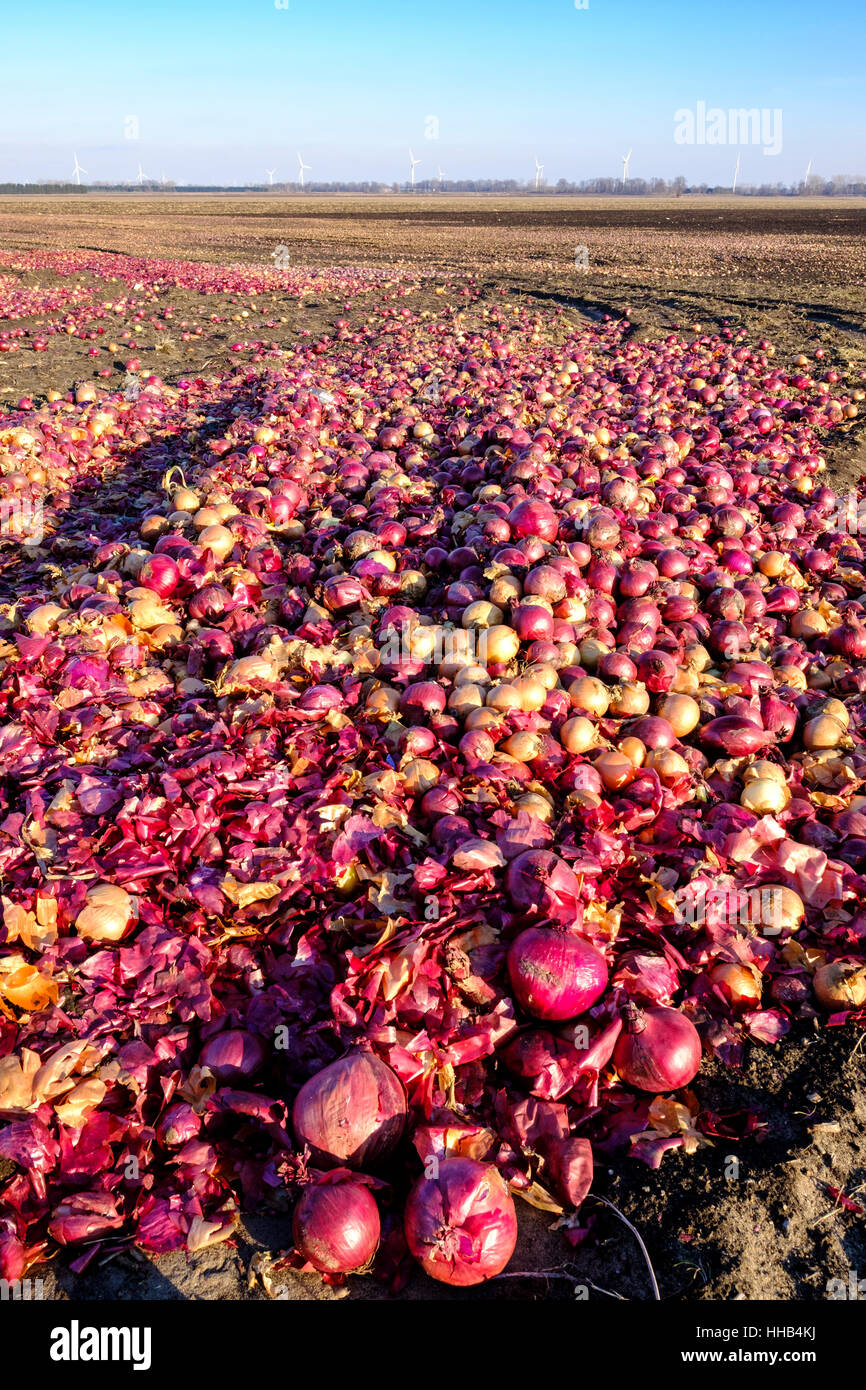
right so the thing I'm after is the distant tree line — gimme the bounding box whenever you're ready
[1,174,864,196]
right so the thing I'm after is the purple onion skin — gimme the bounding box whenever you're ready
[292,1053,407,1168]
[507,927,608,1020]
[198,1028,266,1084]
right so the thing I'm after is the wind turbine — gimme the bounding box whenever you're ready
[137,162,149,186]
[804,159,812,190]
[534,156,545,191]
[732,153,740,193]
[437,166,445,190]
[72,153,87,186]
[621,149,632,189]
[265,168,276,186]
[297,152,310,187]
[409,149,420,189]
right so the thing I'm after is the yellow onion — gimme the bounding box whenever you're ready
[76,883,135,942]
[758,551,788,578]
[709,961,762,1010]
[462,601,503,629]
[657,693,700,738]
[511,676,547,712]
[486,683,522,712]
[618,736,646,768]
[743,760,787,786]
[579,637,611,669]
[464,706,505,732]
[683,643,711,673]
[569,677,609,718]
[813,961,866,1011]
[803,715,848,751]
[448,684,485,717]
[401,759,440,795]
[502,731,543,762]
[645,747,689,784]
[489,575,522,607]
[128,594,176,630]
[595,749,635,791]
[481,625,520,665]
[559,716,596,754]
[773,664,807,691]
[789,609,828,641]
[25,603,65,635]
[171,487,200,512]
[199,524,235,561]
[526,662,559,691]
[757,885,805,937]
[815,698,849,729]
[607,682,649,718]
[515,792,554,822]
[740,778,790,815]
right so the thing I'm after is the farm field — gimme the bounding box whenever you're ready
[0,195,865,1306]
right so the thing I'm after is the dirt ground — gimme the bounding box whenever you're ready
[2,194,863,487]
[1,195,865,1302]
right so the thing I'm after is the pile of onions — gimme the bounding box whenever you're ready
[1,245,864,1295]
[403,1159,518,1285]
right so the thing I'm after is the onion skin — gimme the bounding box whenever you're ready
[404,1158,517,1286]
[292,1053,407,1167]
[613,1003,702,1092]
[507,927,608,1020]
[293,1178,381,1274]
[199,1029,266,1084]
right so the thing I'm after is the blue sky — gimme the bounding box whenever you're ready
[2,0,864,184]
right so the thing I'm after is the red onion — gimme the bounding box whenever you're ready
[613,1002,702,1092]
[139,554,179,597]
[292,1053,407,1167]
[507,926,608,1020]
[636,649,677,692]
[505,850,580,922]
[508,498,558,542]
[513,605,555,642]
[188,582,232,622]
[404,1158,517,1285]
[829,619,866,659]
[293,1176,380,1273]
[701,715,774,756]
